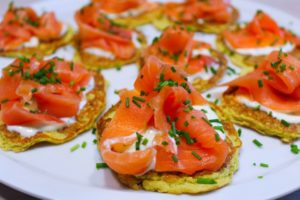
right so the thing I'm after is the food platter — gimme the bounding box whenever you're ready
[0,0,300,199]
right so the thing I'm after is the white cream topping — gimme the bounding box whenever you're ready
[104,6,146,19]
[237,96,300,124]
[225,39,295,56]
[84,48,115,59]
[7,77,95,138]
[23,37,39,48]
[193,105,226,140]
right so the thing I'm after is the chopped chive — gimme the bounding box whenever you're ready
[184,121,189,127]
[201,109,207,113]
[96,162,108,169]
[166,115,171,123]
[210,67,217,75]
[183,99,191,105]
[227,66,236,74]
[214,99,219,105]
[135,132,143,150]
[92,128,96,135]
[206,94,211,98]
[132,99,141,108]
[142,138,149,146]
[202,117,211,126]
[1,98,9,104]
[257,176,264,179]
[209,119,222,124]
[125,97,130,108]
[214,133,220,141]
[257,80,264,88]
[171,122,177,136]
[93,139,97,144]
[260,163,269,168]
[290,144,300,154]
[197,178,217,184]
[281,119,290,127]
[69,62,74,71]
[172,155,178,163]
[133,96,146,102]
[31,88,38,93]
[70,144,80,152]
[162,141,169,146]
[171,66,176,72]
[238,128,242,137]
[214,126,224,134]
[253,139,263,148]
[81,141,87,149]
[192,151,202,160]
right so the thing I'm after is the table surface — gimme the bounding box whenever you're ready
[0,0,300,199]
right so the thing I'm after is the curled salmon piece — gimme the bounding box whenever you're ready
[225,51,300,114]
[92,0,146,13]
[99,56,230,177]
[0,3,63,51]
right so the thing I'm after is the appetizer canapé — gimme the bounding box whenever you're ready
[92,0,161,28]
[141,26,227,92]
[97,56,241,194]
[221,51,300,142]
[153,0,239,34]
[0,57,105,152]
[0,3,73,57]
[217,11,300,72]
[74,4,147,70]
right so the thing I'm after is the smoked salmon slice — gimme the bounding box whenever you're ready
[164,0,233,24]
[223,11,300,49]
[142,26,216,76]
[92,0,147,14]
[0,56,91,127]
[100,56,229,175]
[75,4,137,59]
[0,3,63,51]
[225,51,300,113]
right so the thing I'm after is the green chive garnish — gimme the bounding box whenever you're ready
[197,178,217,184]
[125,97,130,108]
[92,128,96,135]
[172,155,178,163]
[253,139,263,147]
[290,144,300,154]
[214,133,220,141]
[96,162,108,169]
[81,141,87,149]
[142,138,149,146]
[192,151,202,160]
[162,141,169,146]
[238,128,242,137]
[133,96,146,102]
[132,99,141,108]
[281,119,290,127]
[70,144,80,152]
[260,163,269,168]
[257,80,264,88]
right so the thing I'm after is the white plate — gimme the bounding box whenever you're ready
[1,0,300,199]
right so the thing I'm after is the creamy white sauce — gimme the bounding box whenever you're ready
[197,18,204,24]
[84,47,115,59]
[23,37,39,48]
[104,6,146,19]
[7,77,95,138]
[225,40,295,56]
[193,105,226,140]
[237,96,300,124]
